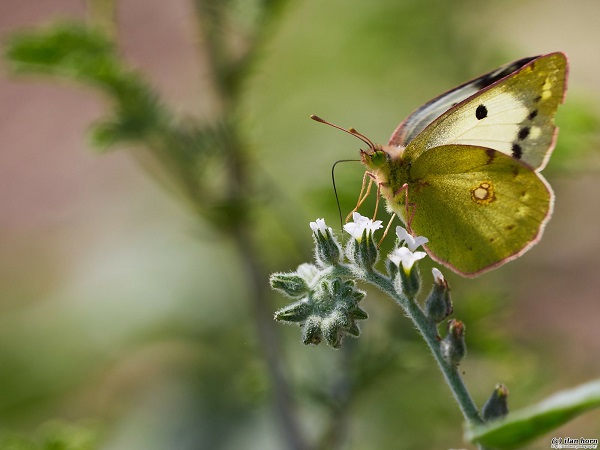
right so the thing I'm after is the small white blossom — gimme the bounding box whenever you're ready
[343,212,383,241]
[310,218,329,236]
[388,246,426,271]
[396,226,428,252]
[432,267,445,284]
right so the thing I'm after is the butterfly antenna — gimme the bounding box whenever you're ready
[332,159,361,230]
[310,115,376,150]
[348,127,376,149]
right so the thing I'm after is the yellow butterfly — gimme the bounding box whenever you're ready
[314,52,568,276]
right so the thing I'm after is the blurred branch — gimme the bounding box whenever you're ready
[191,2,309,449]
[4,2,308,448]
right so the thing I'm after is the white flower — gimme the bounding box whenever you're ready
[310,218,329,236]
[432,267,445,284]
[395,226,428,252]
[343,212,383,241]
[388,246,426,271]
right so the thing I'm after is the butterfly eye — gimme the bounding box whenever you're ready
[371,150,387,166]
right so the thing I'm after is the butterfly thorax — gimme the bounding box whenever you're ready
[360,144,411,209]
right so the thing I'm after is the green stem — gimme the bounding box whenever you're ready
[362,269,484,426]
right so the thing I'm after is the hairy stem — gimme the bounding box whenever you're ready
[360,269,484,425]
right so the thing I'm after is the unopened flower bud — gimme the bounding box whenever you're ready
[274,299,311,323]
[273,274,367,348]
[482,383,509,422]
[302,316,323,346]
[441,319,466,366]
[270,273,310,298]
[425,268,453,322]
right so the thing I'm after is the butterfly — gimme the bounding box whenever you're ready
[313,52,568,277]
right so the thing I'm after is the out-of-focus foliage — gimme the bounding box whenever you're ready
[2,0,600,449]
[6,22,164,148]
[0,421,100,450]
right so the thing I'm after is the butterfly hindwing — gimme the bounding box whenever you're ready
[399,52,567,170]
[404,145,553,276]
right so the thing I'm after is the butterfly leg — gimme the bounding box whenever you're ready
[345,172,373,222]
[377,213,397,247]
[372,182,381,220]
[393,183,416,232]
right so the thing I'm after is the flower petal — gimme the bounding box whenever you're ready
[310,218,329,235]
[432,267,445,284]
[344,212,382,241]
[388,246,426,271]
[395,226,429,252]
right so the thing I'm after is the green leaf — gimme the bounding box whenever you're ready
[5,21,163,149]
[466,379,600,449]
[5,22,117,82]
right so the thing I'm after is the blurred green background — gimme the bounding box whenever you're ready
[1,0,599,449]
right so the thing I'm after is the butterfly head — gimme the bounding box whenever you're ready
[360,143,404,165]
[360,145,385,169]
[310,114,408,199]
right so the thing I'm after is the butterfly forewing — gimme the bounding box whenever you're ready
[400,52,567,170]
[389,56,537,147]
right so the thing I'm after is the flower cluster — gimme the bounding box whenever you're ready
[271,263,368,348]
[271,214,441,347]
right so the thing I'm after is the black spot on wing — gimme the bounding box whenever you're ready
[475,104,488,120]
[512,144,522,159]
[528,109,538,120]
[518,127,530,140]
[485,148,496,165]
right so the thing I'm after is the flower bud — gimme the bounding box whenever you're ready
[274,299,310,323]
[441,319,466,366]
[425,268,453,322]
[269,273,310,298]
[272,274,368,348]
[482,383,509,422]
[302,316,323,346]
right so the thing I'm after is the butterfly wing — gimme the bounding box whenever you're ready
[403,144,553,277]
[389,56,537,147]
[396,52,567,171]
